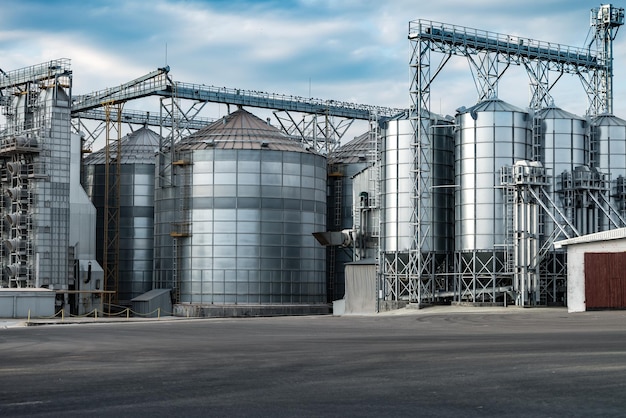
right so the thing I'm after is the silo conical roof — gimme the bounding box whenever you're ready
[535,105,584,120]
[460,98,527,114]
[329,131,371,164]
[84,126,161,165]
[592,113,626,126]
[177,108,313,153]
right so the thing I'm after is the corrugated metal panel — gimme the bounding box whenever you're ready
[177,108,314,153]
[554,227,626,248]
[585,252,626,309]
[328,131,371,164]
[85,126,161,165]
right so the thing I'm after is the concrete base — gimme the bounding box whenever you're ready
[452,301,504,307]
[332,299,346,316]
[377,300,408,312]
[174,303,332,318]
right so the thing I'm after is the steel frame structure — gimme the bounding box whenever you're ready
[405,7,624,306]
[0,59,73,289]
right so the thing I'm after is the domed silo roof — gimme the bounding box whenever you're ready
[84,125,161,164]
[177,108,310,153]
[329,131,371,165]
[459,98,527,116]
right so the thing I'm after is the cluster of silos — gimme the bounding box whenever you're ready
[153,108,327,306]
[379,96,608,304]
[83,126,161,304]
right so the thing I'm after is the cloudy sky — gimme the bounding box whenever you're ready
[2,0,625,138]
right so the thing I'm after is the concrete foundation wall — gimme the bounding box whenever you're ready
[0,289,55,318]
[174,304,331,318]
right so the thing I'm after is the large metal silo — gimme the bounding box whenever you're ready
[590,114,626,222]
[455,99,531,302]
[380,110,454,302]
[153,108,327,309]
[83,126,161,304]
[534,106,588,305]
[535,106,588,235]
[382,111,454,254]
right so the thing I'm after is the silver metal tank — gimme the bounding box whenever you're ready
[83,126,161,303]
[455,99,531,252]
[153,108,327,305]
[535,106,588,234]
[590,114,626,220]
[381,110,454,254]
[326,132,371,301]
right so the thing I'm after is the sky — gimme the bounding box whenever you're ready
[1,0,625,140]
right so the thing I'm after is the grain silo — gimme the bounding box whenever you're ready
[83,126,161,304]
[455,99,532,302]
[590,114,626,225]
[380,110,455,303]
[535,106,589,234]
[153,108,327,316]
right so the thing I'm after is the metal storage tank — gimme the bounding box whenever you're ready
[535,106,588,234]
[379,110,454,303]
[381,110,454,254]
[455,99,531,301]
[83,126,161,304]
[326,131,371,301]
[153,108,327,307]
[590,114,626,221]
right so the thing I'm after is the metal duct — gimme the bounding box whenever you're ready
[6,162,22,176]
[4,263,26,277]
[5,187,28,201]
[3,238,26,253]
[6,212,28,227]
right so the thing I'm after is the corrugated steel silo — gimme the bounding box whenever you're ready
[382,111,454,254]
[455,99,531,301]
[380,110,454,302]
[153,108,327,308]
[83,126,161,304]
[535,106,588,234]
[590,114,626,222]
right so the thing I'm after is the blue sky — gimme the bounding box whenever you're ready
[2,0,625,137]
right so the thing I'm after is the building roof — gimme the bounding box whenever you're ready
[554,228,626,249]
[176,107,316,153]
[328,131,372,164]
[85,126,161,164]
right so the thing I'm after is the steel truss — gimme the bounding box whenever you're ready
[0,59,72,289]
[102,102,122,303]
[408,17,620,114]
[405,11,623,306]
[71,70,404,155]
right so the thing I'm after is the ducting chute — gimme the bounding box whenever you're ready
[5,187,28,201]
[4,263,27,277]
[6,212,29,228]
[312,230,353,248]
[3,238,26,253]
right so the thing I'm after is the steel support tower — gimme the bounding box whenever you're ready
[404,5,624,305]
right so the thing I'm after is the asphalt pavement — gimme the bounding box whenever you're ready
[1,306,625,417]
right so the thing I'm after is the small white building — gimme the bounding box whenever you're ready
[555,228,626,313]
